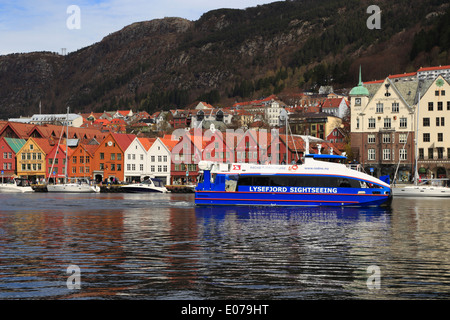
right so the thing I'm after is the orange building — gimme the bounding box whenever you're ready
[68,144,97,181]
[92,133,135,183]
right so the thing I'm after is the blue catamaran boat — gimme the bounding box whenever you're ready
[195,154,392,207]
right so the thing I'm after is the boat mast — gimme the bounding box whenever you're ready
[65,106,69,184]
[414,93,420,185]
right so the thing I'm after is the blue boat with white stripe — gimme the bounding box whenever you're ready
[195,154,392,207]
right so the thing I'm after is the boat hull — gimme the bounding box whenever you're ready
[195,190,392,207]
[0,185,34,193]
[47,184,100,193]
[392,186,450,197]
[121,185,167,193]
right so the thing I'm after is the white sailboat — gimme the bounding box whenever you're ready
[392,93,450,197]
[46,107,100,193]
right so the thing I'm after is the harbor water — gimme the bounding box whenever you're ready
[1,192,450,300]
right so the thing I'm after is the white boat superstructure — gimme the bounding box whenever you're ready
[46,179,100,193]
[0,178,34,193]
[121,178,168,193]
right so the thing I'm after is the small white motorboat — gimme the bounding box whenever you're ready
[121,178,168,193]
[0,178,34,193]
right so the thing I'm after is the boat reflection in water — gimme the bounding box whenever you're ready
[195,204,392,222]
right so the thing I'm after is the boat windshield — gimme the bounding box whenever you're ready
[152,179,165,187]
[16,179,30,187]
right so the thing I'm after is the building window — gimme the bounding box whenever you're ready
[442,90,445,96]
[356,118,360,129]
[368,149,376,161]
[438,102,443,111]
[100,153,104,160]
[447,101,450,111]
[438,133,443,142]
[448,148,450,159]
[367,134,375,144]
[111,164,115,171]
[428,102,433,111]
[376,103,384,113]
[437,148,444,159]
[392,102,399,113]
[419,148,424,160]
[423,118,430,127]
[428,148,434,160]
[383,118,391,129]
[399,149,407,161]
[435,90,439,96]
[140,164,143,171]
[382,134,391,144]
[111,153,115,160]
[399,117,407,128]
[383,149,391,160]
[423,133,430,142]
[399,133,407,144]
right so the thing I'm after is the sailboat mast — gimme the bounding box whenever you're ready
[66,107,69,183]
[414,93,420,185]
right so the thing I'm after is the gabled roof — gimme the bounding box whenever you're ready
[110,133,135,152]
[3,137,27,153]
[137,137,156,151]
[0,122,37,139]
[30,138,54,155]
[159,137,179,152]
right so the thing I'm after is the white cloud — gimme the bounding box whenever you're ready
[0,0,274,55]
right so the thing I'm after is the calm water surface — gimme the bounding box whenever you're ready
[1,192,450,300]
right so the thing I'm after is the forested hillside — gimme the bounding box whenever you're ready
[0,0,449,119]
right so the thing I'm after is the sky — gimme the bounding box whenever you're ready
[0,0,275,55]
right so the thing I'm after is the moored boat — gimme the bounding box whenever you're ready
[392,179,450,197]
[121,178,168,193]
[0,178,34,193]
[195,154,392,207]
[46,178,100,193]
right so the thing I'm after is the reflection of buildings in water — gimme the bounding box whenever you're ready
[121,204,200,291]
[0,207,128,299]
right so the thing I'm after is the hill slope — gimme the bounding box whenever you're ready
[0,0,449,119]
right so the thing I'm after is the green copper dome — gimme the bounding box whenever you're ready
[349,66,369,96]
